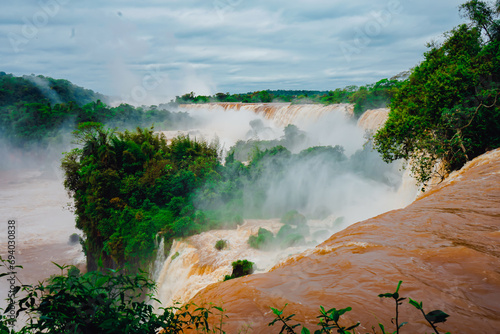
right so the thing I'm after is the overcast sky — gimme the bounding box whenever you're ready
[1,0,466,104]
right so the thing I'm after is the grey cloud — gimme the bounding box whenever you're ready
[1,0,466,99]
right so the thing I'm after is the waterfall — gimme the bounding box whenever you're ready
[188,148,500,333]
[152,103,420,309]
[153,219,283,308]
[150,237,166,282]
[178,103,354,126]
[356,108,389,130]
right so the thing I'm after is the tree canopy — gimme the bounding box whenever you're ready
[374,0,500,185]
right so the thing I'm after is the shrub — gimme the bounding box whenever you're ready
[68,233,80,245]
[276,224,293,240]
[215,239,228,251]
[171,217,197,238]
[248,228,274,250]
[1,261,219,334]
[224,259,255,281]
[281,210,307,226]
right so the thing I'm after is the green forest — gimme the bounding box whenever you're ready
[1,0,499,332]
[174,78,403,117]
[0,73,192,151]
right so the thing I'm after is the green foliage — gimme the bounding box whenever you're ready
[409,298,450,334]
[348,79,403,117]
[269,304,359,334]
[223,259,255,281]
[0,259,225,334]
[281,210,307,226]
[318,79,404,117]
[315,306,360,334]
[247,223,307,251]
[0,72,105,107]
[378,281,407,333]
[279,233,305,249]
[259,90,273,103]
[62,127,221,272]
[269,281,450,334]
[276,225,307,249]
[173,81,402,116]
[374,2,500,185]
[0,74,192,149]
[269,304,302,334]
[276,224,293,239]
[171,252,180,260]
[215,239,228,251]
[69,233,81,245]
[248,228,275,250]
[459,0,500,41]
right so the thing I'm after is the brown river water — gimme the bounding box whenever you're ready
[188,149,500,333]
[0,170,84,312]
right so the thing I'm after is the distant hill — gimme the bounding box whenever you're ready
[0,73,192,151]
[0,72,107,107]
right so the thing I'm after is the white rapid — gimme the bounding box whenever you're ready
[152,217,348,308]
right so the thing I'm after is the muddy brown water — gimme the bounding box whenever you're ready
[188,149,500,333]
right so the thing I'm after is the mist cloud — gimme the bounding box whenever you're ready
[185,105,418,238]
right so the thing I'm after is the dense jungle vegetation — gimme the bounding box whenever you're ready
[374,1,500,184]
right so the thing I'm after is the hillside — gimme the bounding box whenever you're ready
[0,72,107,107]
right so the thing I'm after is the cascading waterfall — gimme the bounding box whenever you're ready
[150,237,166,282]
[152,104,420,309]
[178,103,354,126]
[152,217,348,308]
[356,107,389,130]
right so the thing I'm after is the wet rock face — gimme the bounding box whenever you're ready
[189,149,500,334]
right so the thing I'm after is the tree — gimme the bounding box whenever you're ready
[259,90,273,103]
[459,0,500,40]
[374,1,500,185]
[62,127,221,272]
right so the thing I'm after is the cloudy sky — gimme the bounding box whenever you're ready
[1,0,466,104]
